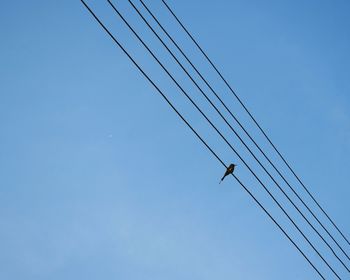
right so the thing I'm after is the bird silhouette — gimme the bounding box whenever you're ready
[220,164,236,183]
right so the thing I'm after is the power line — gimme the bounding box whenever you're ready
[139,0,350,264]
[79,1,326,278]
[161,0,350,252]
[107,1,341,278]
[127,0,350,271]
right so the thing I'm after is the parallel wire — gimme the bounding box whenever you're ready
[106,1,342,278]
[80,1,326,278]
[126,0,350,271]
[161,0,350,253]
[139,0,350,266]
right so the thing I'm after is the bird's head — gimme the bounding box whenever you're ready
[228,163,236,170]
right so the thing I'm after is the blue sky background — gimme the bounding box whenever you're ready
[1,0,350,279]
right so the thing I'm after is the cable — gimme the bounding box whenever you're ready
[106,1,341,278]
[80,1,326,278]
[140,0,350,264]
[161,0,350,252]
[128,0,350,271]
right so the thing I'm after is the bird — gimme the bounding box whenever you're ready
[220,164,236,183]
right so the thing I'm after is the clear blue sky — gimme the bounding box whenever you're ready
[1,0,350,279]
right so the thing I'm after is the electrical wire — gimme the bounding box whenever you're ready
[125,0,350,272]
[106,1,341,278]
[161,0,350,253]
[140,0,350,265]
[80,1,326,278]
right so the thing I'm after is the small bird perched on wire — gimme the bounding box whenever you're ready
[220,164,237,183]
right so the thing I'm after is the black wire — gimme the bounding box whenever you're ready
[161,0,350,249]
[107,1,341,278]
[140,0,350,265]
[129,0,350,271]
[80,1,326,278]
